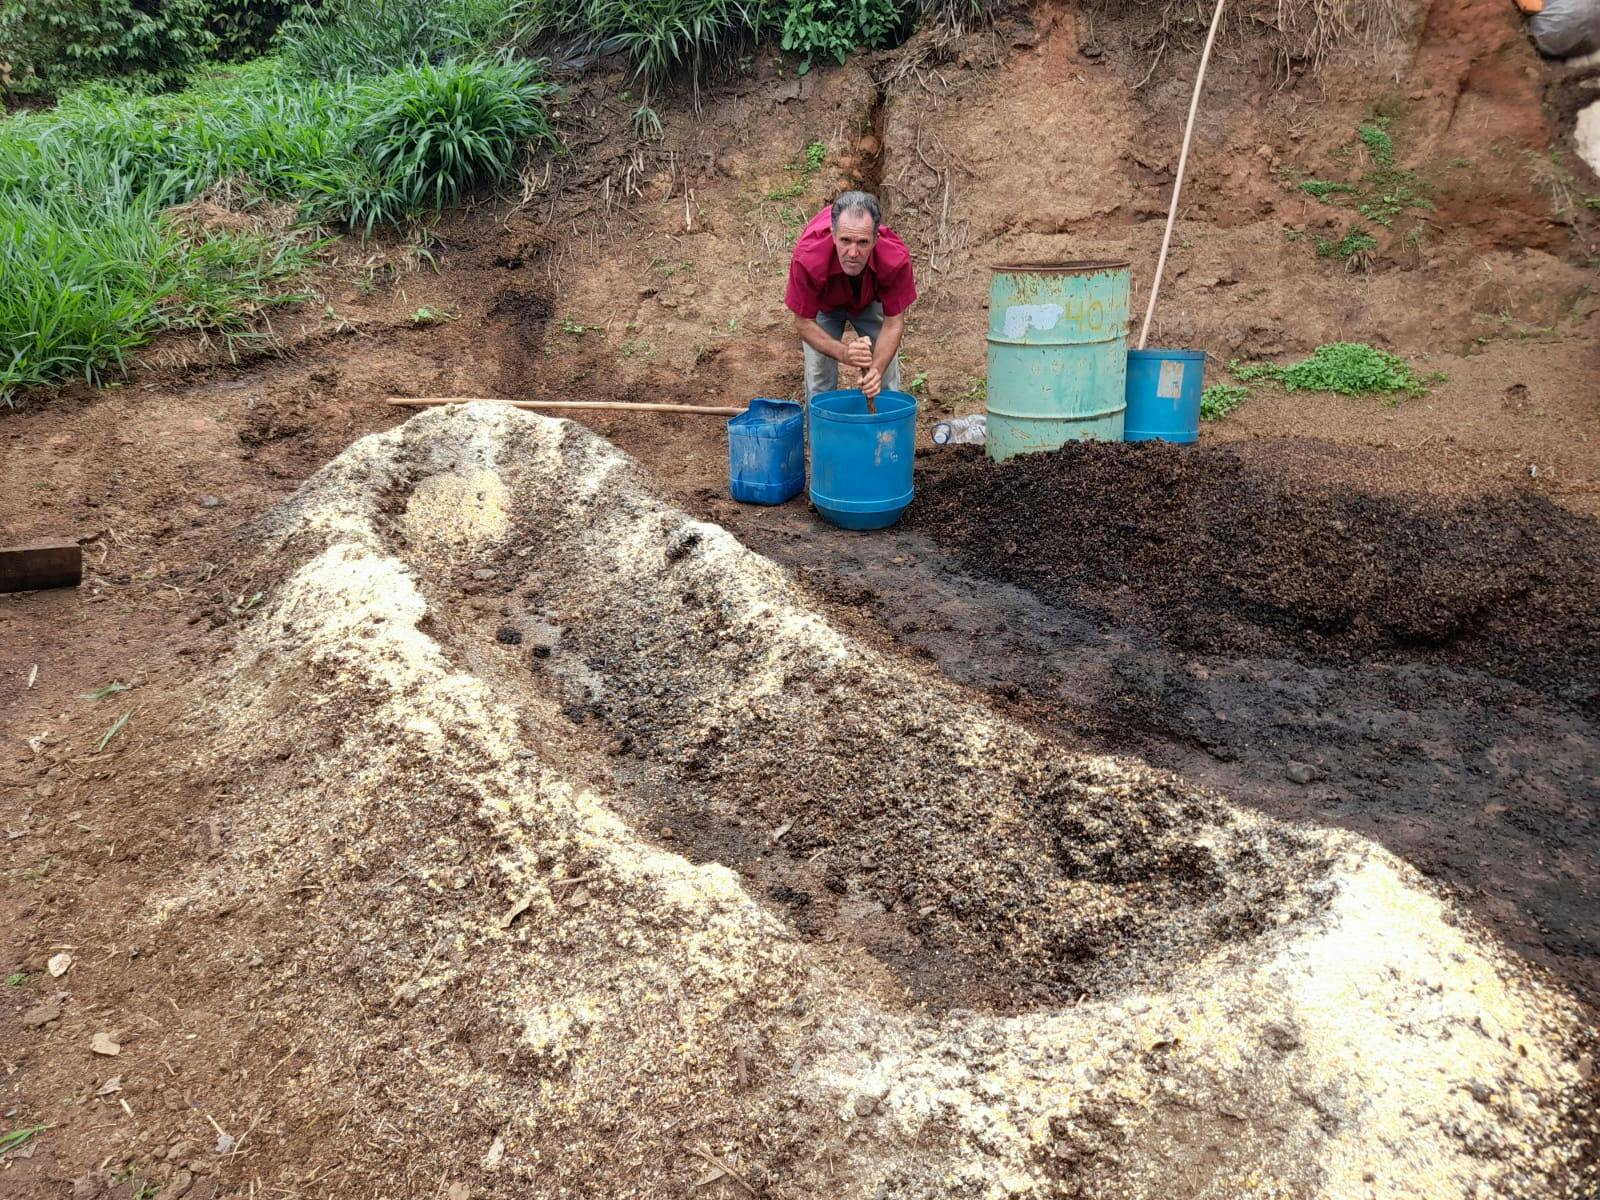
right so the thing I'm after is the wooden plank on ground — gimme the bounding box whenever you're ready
[0,541,82,594]
[386,397,744,416]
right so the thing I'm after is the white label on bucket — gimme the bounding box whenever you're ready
[1002,304,1064,339]
[1156,360,1186,399]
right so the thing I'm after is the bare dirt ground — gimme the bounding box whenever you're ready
[4,1,1600,1196]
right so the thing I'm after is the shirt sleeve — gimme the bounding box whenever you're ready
[784,256,822,319]
[877,259,917,317]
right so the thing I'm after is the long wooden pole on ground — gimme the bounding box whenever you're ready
[385,397,744,416]
[1137,0,1227,351]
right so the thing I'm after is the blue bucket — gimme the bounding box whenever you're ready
[808,388,916,531]
[1124,349,1205,444]
[728,398,805,504]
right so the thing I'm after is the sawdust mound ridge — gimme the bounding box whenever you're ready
[167,405,1597,1199]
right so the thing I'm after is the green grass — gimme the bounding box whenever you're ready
[1231,343,1429,400]
[1,55,554,404]
[0,1125,51,1156]
[1199,382,1249,421]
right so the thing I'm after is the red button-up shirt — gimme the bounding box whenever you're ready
[784,206,917,320]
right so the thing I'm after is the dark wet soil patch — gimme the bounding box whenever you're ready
[687,477,1600,1012]
[908,439,1600,713]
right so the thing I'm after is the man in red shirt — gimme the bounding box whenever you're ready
[784,191,917,403]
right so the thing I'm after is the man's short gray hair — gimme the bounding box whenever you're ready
[831,191,881,232]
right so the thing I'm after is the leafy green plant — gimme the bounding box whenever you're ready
[409,305,459,326]
[782,0,909,73]
[1314,227,1378,262]
[1199,382,1248,421]
[1231,342,1429,400]
[803,138,827,172]
[2,0,212,95]
[1358,119,1393,167]
[4,973,28,986]
[1355,165,1432,227]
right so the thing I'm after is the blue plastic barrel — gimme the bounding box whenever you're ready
[728,398,805,504]
[808,388,916,530]
[986,261,1130,461]
[1124,349,1205,444]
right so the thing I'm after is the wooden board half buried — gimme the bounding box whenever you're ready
[1,541,82,593]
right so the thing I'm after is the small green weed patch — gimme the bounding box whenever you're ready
[1231,343,1430,400]
[1300,180,1355,200]
[1357,120,1394,167]
[1199,383,1249,421]
[1292,116,1432,267]
[1315,227,1378,263]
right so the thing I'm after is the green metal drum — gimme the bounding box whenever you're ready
[985,261,1131,461]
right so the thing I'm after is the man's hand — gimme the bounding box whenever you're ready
[845,336,874,370]
[860,366,883,402]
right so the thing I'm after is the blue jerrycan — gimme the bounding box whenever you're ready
[728,399,805,504]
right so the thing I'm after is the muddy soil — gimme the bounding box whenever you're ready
[684,456,1600,1012]
[911,439,1600,708]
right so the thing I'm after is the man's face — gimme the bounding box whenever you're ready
[832,210,878,277]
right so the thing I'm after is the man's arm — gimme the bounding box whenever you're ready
[870,311,905,376]
[795,315,873,368]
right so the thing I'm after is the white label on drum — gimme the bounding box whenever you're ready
[1002,304,1063,338]
[1156,360,1186,399]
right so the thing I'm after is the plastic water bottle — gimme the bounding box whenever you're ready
[932,413,986,445]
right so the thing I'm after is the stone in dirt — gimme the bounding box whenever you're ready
[90,1031,122,1056]
[22,999,62,1028]
[1286,761,1320,785]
